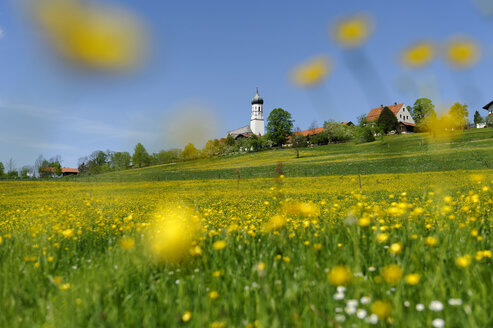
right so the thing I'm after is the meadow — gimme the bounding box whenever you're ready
[0,167,492,327]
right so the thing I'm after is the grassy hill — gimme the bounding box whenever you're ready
[71,128,493,182]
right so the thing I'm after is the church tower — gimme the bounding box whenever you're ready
[250,88,264,136]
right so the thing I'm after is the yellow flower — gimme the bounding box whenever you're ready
[282,201,321,218]
[119,237,135,250]
[62,229,74,238]
[35,0,147,71]
[424,236,438,247]
[371,300,392,319]
[256,262,266,272]
[283,256,291,263]
[445,37,480,69]
[376,233,389,243]
[59,283,71,291]
[212,240,227,250]
[328,265,351,286]
[332,14,373,48]
[401,42,435,68]
[313,243,322,251]
[182,311,192,322]
[455,255,471,268]
[149,206,201,264]
[405,273,421,285]
[358,216,371,227]
[290,56,331,88]
[212,271,221,277]
[381,264,403,284]
[208,291,219,300]
[389,242,403,254]
[262,214,286,232]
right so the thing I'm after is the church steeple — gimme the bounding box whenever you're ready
[250,88,264,136]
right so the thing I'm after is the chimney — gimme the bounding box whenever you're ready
[394,102,397,105]
[380,104,383,108]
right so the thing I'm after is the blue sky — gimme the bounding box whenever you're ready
[1,0,492,169]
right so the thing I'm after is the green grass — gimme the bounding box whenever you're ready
[71,129,493,182]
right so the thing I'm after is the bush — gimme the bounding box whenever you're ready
[355,126,375,144]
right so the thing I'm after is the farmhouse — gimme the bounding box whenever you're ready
[482,100,493,117]
[367,103,416,133]
[40,167,79,177]
[226,88,264,139]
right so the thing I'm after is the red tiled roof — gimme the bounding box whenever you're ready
[342,121,353,125]
[61,168,79,173]
[292,127,324,137]
[400,122,416,127]
[367,104,403,121]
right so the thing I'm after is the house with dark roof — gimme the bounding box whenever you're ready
[367,103,416,133]
[482,101,493,117]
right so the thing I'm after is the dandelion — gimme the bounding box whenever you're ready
[445,37,480,69]
[376,233,389,243]
[332,14,373,48]
[358,216,371,227]
[455,255,471,268]
[290,56,331,88]
[405,273,421,285]
[212,240,227,250]
[381,264,403,284]
[182,311,192,322]
[208,291,219,300]
[424,236,439,247]
[328,265,352,286]
[262,214,286,232]
[389,242,403,254]
[119,237,135,250]
[59,283,71,290]
[401,41,435,68]
[62,229,74,238]
[370,300,392,319]
[256,262,266,272]
[416,304,425,311]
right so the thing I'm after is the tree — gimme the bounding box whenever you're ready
[355,126,375,144]
[377,107,399,134]
[448,102,469,130]
[248,134,265,152]
[183,143,199,160]
[110,152,131,170]
[324,121,354,143]
[132,143,150,168]
[291,128,307,158]
[357,114,369,127]
[473,110,484,125]
[486,115,493,127]
[410,98,437,132]
[225,134,235,147]
[0,162,4,177]
[266,108,294,146]
[20,166,33,178]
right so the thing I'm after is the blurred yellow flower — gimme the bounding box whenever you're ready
[371,300,392,319]
[256,262,266,272]
[119,237,135,250]
[445,37,480,69]
[282,201,320,218]
[424,236,439,247]
[290,56,331,88]
[149,206,201,264]
[34,0,147,71]
[182,311,192,322]
[208,291,219,300]
[401,42,435,68]
[381,264,403,284]
[455,255,471,268]
[389,242,403,254]
[62,229,74,238]
[59,283,71,290]
[358,216,371,227]
[262,214,286,232]
[405,273,421,285]
[212,240,227,250]
[332,14,373,48]
[376,233,389,243]
[328,265,351,286]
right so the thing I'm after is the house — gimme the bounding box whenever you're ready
[342,121,354,126]
[292,127,325,137]
[482,100,493,116]
[366,103,416,133]
[40,167,79,177]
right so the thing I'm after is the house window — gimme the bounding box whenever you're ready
[400,114,402,118]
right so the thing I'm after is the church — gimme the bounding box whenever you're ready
[226,88,265,139]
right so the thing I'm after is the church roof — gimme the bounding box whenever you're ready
[251,88,263,105]
[226,125,252,136]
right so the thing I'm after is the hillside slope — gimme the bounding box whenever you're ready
[72,129,493,182]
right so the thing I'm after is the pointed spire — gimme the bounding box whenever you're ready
[256,86,259,94]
